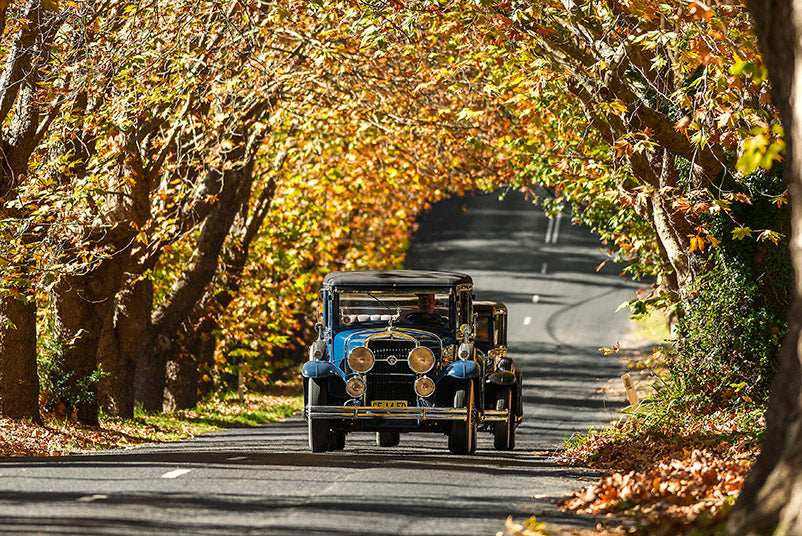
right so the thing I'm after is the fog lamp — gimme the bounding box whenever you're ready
[457,342,474,360]
[348,346,375,373]
[414,376,435,398]
[408,346,435,374]
[346,376,367,397]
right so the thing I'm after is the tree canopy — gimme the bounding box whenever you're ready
[0,0,789,439]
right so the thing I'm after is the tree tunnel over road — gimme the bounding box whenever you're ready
[0,190,647,535]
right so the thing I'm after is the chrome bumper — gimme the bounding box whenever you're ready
[481,409,510,422]
[305,405,511,421]
[306,405,469,421]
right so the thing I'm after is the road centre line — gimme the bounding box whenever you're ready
[160,468,192,479]
[544,217,555,243]
[227,456,248,461]
[76,494,107,502]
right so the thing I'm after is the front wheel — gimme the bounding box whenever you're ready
[448,384,477,455]
[493,388,515,451]
[377,431,400,447]
[331,431,346,451]
[307,379,331,453]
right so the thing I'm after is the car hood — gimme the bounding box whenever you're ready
[332,326,451,366]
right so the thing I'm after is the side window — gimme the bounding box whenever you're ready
[475,315,490,344]
[495,310,507,347]
[456,288,472,336]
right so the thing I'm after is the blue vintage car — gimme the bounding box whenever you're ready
[303,270,520,454]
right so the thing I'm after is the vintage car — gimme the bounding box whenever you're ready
[303,270,522,454]
[474,301,522,450]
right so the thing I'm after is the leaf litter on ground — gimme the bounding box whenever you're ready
[0,392,302,456]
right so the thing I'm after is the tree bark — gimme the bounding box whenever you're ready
[728,1,802,534]
[135,151,257,411]
[0,291,39,422]
[0,0,60,423]
[97,276,152,418]
[51,257,127,425]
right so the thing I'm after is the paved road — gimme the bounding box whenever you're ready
[0,191,643,535]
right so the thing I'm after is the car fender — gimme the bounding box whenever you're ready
[438,360,481,381]
[302,360,345,381]
[488,370,516,386]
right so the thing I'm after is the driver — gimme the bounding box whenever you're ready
[405,293,443,324]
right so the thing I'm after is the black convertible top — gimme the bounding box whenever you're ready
[323,270,472,289]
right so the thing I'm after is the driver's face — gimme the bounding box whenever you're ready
[418,294,435,312]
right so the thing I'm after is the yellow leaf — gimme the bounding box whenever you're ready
[731,227,753,240]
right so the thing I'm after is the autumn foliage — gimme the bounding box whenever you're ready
[0,0,790,442]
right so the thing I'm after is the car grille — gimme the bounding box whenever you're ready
[367,338,416,373]
[365,338,417,405]
[364,374,416,405]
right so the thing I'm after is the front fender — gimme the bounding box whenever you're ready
[302,361,346,381]
[437,360,481,381]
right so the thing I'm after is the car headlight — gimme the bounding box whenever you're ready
[348,346,375,373]
[346,376,367,397]
[408,346,435,374]
[457,342,473,360]
[414,376,435,397]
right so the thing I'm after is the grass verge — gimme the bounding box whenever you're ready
[0,392,303,456]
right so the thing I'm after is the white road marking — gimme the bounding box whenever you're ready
[76,494,107,502]
[227,456,248,461]
[160,468,192,479]
[523,316,532,326]
[544,212,564,244]
[544,217,555,243]
[541,263,548,274]
[531,294,540,303]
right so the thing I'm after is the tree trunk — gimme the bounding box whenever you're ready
[0,292,40,422]
[51,257,126,425]
[97,276,152,418]
[163,351,199,412]
[151,154,257,411]
[0,0,60,424]
[728,1,802,534]
[132,321,164,412]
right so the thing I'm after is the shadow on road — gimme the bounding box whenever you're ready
[0,189,641,536]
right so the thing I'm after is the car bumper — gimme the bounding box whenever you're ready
[305,405,510,421]
[306,405,468,420]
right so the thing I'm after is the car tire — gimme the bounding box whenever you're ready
[331,431,346,451]
[377,431,400,447]
[493,388,515,451]
[448,384,477,455]
[308,378,331,453]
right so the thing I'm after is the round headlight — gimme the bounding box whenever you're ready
[457,342,473,360]
[408,346,435,374]
[346,376,367,397]
[414,376,435,397]
[348,346,374,373]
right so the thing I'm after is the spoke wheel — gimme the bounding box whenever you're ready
[377,431,401,447]
[307,379,331,453]
[493,388,515,451]
[448,383,477,455]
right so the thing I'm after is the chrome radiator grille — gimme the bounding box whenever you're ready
[367,338,415,373]
[365,338,417,405]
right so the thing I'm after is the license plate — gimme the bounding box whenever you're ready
[371,400,408,408]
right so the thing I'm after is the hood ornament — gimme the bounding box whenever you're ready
[388,307,401,331]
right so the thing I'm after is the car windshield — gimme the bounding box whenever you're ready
[336,290,452,330]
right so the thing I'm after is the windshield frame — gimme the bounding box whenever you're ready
[332,288,455,332]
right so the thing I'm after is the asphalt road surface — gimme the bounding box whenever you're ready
[0,190,644,535]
